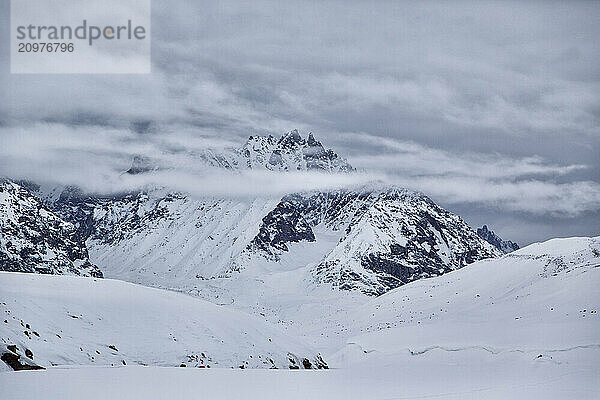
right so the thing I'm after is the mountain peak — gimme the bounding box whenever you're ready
[239,130,353,172]
[278,129,304,148]
[477,225,519,254]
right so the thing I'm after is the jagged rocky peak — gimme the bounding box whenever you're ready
[0,180,102,277]
[477,225,519,254]
[120,129,352,175]
[278,129,305,149]
[240,130,354,172]
[306,132,320,147]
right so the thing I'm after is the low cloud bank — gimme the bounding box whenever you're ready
[1,124,598,217]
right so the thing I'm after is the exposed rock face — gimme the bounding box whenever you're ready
[477,225,519,254]
[1,345,44,371]
[248,200,315,260]
[239,130,354,172]
[0,180,102,277]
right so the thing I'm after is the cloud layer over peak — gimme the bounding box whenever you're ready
[1,1,598,244]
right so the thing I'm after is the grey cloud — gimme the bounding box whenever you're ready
[0,123,379,196]
[1,0,599,243]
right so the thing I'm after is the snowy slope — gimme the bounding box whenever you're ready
[87,193,278,282]
[1,237,598,399]
[329,236,600,366]
[0,272,327,370]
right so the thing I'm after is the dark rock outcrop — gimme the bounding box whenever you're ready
[1,345,44,371]
[477,225,519,254]
[248,200,315,260]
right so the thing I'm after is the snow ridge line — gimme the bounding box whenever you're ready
[407,344,600,356]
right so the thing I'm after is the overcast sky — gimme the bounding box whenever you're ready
[1,1,599,245]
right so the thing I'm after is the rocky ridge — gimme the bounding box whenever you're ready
[0,180,102,277]
[477,225,519,254]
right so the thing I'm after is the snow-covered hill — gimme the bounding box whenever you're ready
[329,236,600,366]
[241,187,501,295]
[56,184,499,301]
[0,272,326,370]
[50,186,499,298]
[1,237,597,399]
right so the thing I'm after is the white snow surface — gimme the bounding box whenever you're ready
[0,272,323,370]
[89,194,279,280]
[330,236,600,365]
[1,236,599,399]
[1,359,598,400]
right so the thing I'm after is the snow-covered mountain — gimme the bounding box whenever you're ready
[477,224,519,253]
[0,272,327,370]
[0,180,102,277]
[244,188,501,295]
[4,131,503,298]
[239,130,354,172]
[48,184,500,297]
